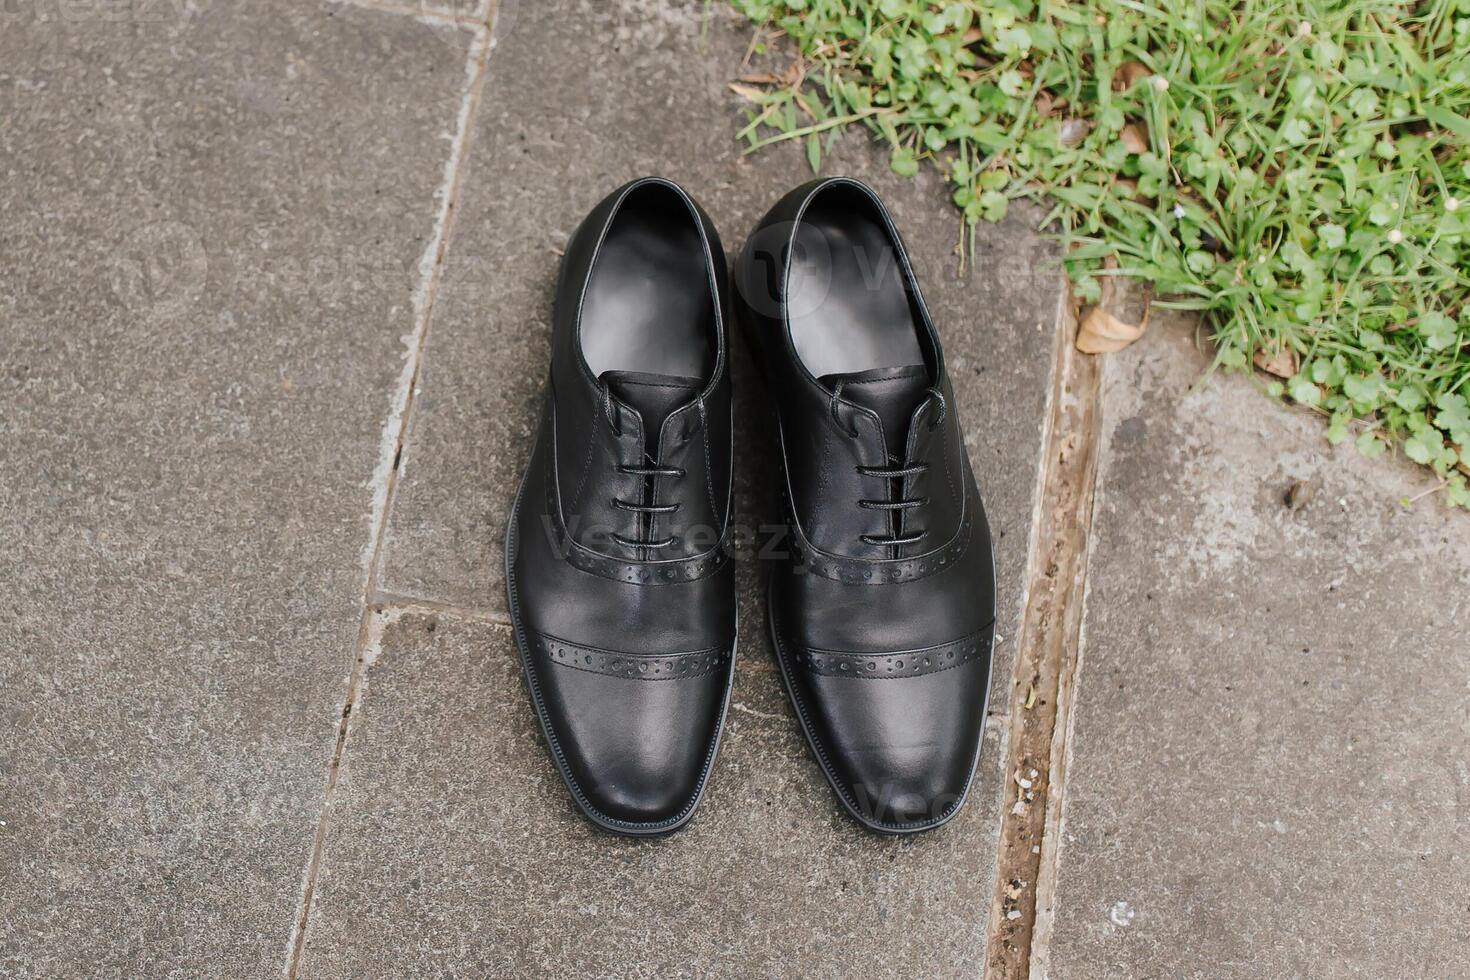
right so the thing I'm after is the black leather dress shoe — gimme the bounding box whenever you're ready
[734,177,996,834]
[505,177,736,836]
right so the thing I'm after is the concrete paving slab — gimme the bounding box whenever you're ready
[1037,315,1470,979]
[374,0,1062,707]
[0,4,471,973]
[294,614,1008,977]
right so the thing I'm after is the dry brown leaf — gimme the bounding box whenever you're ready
[1077,305,1147,353]
[727,82,769,103]
[1076,261,1152,354]
[1120,121,1149,155]
[1116,60,1152,91]
[1253,343,1298,378]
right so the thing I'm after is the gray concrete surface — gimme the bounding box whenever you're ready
[9,0,1464,976]
[1037,314,1470,979]
[295,614,1008,977]
[0,2,472,973]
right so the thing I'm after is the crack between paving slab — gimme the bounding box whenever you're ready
[367,589,512,625]
[356,10,497,595]
[282,8,499,977]
[983,287,1102,980]
[1028,451,1103,980]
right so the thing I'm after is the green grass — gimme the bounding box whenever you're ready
[730,0,1470,508]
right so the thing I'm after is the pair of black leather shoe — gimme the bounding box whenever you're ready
[505,176,995,837]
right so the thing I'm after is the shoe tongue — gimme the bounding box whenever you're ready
[601,370,702,442]
[821,365,929,456]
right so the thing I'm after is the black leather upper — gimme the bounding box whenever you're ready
[734,177,996,833]
[506,177,736,835]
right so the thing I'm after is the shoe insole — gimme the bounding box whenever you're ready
[581,185,714,380]
[787,188,924,379]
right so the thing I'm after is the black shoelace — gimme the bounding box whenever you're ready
[830,379,947,551]
[606,389,683,551]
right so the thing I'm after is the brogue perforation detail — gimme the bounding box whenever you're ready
[780,489,971,584]
[791,630,989,679]
[534,634,732,681]
[545,467,732,584]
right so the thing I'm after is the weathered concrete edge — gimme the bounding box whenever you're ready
[983,287,1103,980]
[1027,302,1107,980]
[1023,314,1470,977]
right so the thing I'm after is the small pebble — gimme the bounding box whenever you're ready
[1058,119,1090,147]
[1286,479,1312,510]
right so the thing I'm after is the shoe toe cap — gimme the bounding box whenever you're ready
[577,763,699,827]
[837,741,975,829]
[792,640,991,832]
[528,633,731,832]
